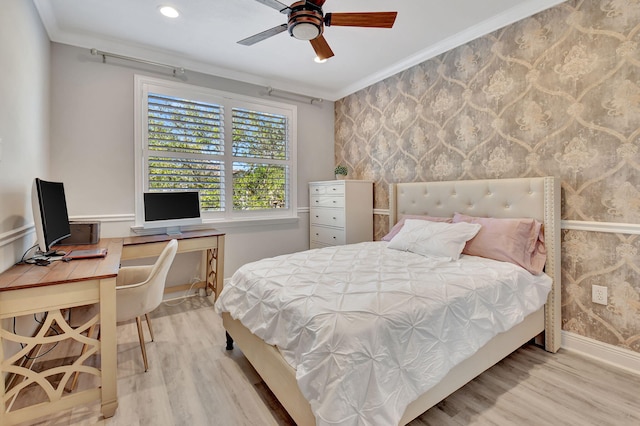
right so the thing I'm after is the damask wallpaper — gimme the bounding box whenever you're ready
[335,0,640,354]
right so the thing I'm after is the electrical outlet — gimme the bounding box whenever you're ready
[592,285,608,305]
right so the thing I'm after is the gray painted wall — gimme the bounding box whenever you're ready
[48,43,335,279]
[0,0,334,365]
[0,8,335,286]
[0,0,50,272]
[0,0,51,368]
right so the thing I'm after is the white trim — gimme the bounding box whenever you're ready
[375,210,640,235]
[11,212,633,237]
[0,215,134,248]
[561,331,640,377]
[134,75,298,226]
[34,0,564,101]
[2,209,308,243]
[70,214,135,223]
[131,216,300,234]
[201,216,299,230]
[0,225,35,248]
[561,219,640,235]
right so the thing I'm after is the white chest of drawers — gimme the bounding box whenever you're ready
[309,180,373,249]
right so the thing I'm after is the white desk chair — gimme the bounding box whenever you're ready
[70,239,178,390]
[115,238,178,371]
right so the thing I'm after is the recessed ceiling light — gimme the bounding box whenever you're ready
[314,56,327,64]
[159,6,180,18]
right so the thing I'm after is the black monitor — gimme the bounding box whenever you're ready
[31,178,71,256]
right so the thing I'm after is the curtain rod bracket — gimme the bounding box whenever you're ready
[90,48,185,77]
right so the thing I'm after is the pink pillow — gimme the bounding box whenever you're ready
[452,213,546,275]
[382,215,452,242]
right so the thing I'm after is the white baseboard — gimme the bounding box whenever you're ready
[561,331,640,376]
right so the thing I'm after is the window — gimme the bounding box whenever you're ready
[134,76,297,226]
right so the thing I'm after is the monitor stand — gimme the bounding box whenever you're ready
[165,226,182,236]
[39,249,67,258]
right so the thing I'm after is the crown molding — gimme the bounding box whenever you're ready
[333,0,566,100]
[35,0,565,102]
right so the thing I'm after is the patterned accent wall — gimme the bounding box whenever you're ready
[335,0,640,354]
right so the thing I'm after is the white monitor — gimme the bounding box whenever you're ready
[143,191,202,235]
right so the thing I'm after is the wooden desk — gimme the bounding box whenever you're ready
[0,238,121,425]
[122,230,225,299]
[0,229,224,425]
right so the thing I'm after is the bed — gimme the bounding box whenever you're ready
[216,176,561,425]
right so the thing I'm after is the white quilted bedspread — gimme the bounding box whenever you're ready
[215,242,552,426]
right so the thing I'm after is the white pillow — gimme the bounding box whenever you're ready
[387,219,482,260]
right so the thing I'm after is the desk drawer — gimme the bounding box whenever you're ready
[310,208,345,227]
[310,225,345,246]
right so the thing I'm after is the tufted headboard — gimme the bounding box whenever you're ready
[389,177,561,352]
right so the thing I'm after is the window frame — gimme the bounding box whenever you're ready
[133,75,298,228]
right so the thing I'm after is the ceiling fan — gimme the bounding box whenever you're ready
[238,0,398,60]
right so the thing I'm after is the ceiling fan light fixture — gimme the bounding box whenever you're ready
[314,56,327,63]
[290,22,321,40]
[287,1,323,40]
[159,6,180,18]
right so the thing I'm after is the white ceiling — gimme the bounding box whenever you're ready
[34,0,565,101]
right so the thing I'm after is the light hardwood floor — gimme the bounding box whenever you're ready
[14,296,640,426]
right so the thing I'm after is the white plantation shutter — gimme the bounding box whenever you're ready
[232,108,289,210]
[147,93,225,211]
[148,94,224,155]
[148,156,224,211]
[136,76,297,224]
[232,108,287,160]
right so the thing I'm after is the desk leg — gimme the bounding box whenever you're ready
[99,277,118,417]
[206,249,215,296]
[206,235,225,300]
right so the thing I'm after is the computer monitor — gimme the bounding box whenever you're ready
[31,178,71,256]
[143,191,202,235]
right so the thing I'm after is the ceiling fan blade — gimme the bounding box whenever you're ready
[253,0,291,14]
[325,12,398,28]
[238,24,288,46]
[310,35,335,60]
[306,0,327,6]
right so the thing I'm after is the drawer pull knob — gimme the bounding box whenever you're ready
[332,236,336,239]
[315,215,319,218]
[332,217,336,220]
[332,201,336,203]
[315,233,319,236]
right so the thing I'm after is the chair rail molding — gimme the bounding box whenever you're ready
[374,209,640,235]
[0,225,35,248]
[1,215,134,248]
